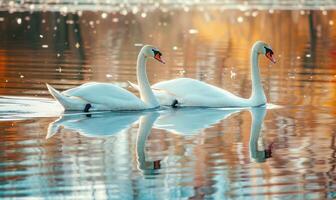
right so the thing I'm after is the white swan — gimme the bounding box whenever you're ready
[129,41,276,107]
[46,45,165,111]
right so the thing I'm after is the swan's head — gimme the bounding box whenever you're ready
[141,45,165,64]
[254,41,276,64]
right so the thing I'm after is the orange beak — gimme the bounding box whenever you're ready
[266,52,276,64]
[154,54,165,64]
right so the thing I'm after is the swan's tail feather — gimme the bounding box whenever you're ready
[46,84,67,105]
[46,84,78,110]
[128,81,140,91]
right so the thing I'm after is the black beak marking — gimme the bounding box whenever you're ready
[152,49,162,57]
[264,47,273,56]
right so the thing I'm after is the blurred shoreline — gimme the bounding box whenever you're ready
[1,1,336,13]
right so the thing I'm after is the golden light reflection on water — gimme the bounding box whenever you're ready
[0,7,335,199]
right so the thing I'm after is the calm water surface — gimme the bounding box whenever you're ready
[0,5,336,199]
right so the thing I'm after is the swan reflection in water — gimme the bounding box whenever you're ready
[136,112,161,172]
[154,108,241,135]
[136,108,244,173]
[155,107,272,162]
[249,107,273,163]
[46,111,145,139]
[46,110,162,172]
[46,107,273,173]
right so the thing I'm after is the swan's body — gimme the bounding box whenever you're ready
[47,82,150,111]
[152,78,255,107]
[129,41,275,108]
[47,45,164,111]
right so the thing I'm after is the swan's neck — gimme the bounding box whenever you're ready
[249,48,266,106]
[137,53,160,108]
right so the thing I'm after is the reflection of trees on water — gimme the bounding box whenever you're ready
[303,11,317,69]
[53,12,86,80]
[0,11,86,94]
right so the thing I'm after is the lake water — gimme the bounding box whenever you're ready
[1,4,336,199]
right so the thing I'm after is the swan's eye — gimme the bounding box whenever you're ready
[152,49,161,56]
[264,47,273,55]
